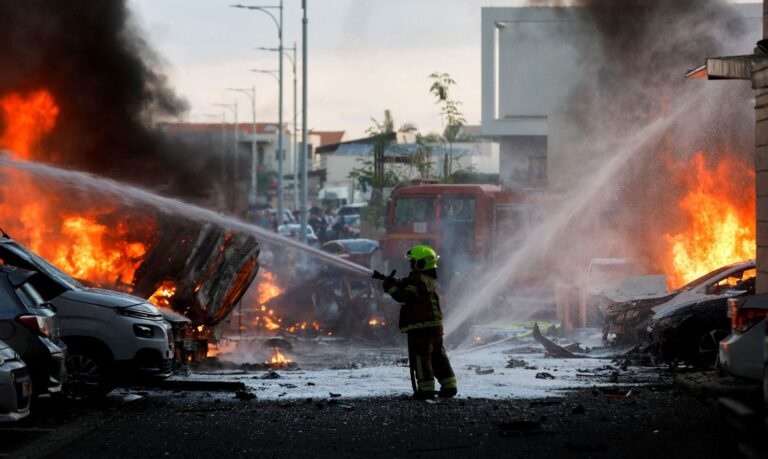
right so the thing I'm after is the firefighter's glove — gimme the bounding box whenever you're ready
[382,277,396,292]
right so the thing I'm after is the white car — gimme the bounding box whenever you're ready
[0,236,174,400]
[719,294,768,381]
[278,224,319,246]
[0,339,31,422]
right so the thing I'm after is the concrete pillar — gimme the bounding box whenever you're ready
[754,0,768,293]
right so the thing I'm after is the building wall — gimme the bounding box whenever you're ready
[756,0,768,293]
[482,5,762,189]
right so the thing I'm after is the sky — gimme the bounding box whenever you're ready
[128,0,529,139]
[129,0,757,139]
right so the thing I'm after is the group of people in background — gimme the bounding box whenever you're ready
[253,205,357,242]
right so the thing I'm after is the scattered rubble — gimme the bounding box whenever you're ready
[505,358,527,368]
[235,390,256,401]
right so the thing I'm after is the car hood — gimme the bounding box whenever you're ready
[651,288,749,319]
[58,288,147,308]
[602,275,670,304]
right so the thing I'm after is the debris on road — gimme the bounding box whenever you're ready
[532,323,581,358]
[235,390,256,401]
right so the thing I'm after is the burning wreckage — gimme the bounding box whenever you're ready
[591,260,756,367]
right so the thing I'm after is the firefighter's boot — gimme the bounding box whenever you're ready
[438,376,457,398]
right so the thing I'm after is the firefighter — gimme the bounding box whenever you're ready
[376,245,457,400]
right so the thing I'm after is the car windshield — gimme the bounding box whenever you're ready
[343,240,377,253]
[394,197,435,226]
[0,241,82,291]
[673,263,751,293]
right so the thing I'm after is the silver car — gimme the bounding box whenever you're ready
[719,295,768,381]
[0,339,31,422]
[0,236,174,400]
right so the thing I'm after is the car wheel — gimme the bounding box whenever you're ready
[696,329,729,368]
[63,348,114,400]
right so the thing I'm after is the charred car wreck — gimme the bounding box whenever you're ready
[601,260,756,367]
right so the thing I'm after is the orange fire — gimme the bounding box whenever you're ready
[266,346,291,366]
[368,317,386,327]
[148,281,177,308]
[0,90,154,287]
[257,271,283,304]
[663,152,756,288]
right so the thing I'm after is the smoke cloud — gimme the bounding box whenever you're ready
[0,0,217,198]
[446,0,758,338]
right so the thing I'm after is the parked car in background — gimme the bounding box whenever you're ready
[320,239,382,271]
[719,294,768,381]
[337,203,367,217]
[603,260,756,345]
[0,236,174,400]
[278,224,319,246]
[0,339,31,422]
[0,265,65,396]
[331,214,361,239]
[271,209,296,225]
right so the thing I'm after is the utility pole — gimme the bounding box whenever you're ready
[231,1,284,225]
[227,86,259,209]
[255,45,298,212]
[299,0,309,244]
[276,0,284,227]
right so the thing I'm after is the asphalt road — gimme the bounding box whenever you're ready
[0,383,748,459]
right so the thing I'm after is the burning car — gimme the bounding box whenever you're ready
[320,239,382,271]
[603,260,756,346]
[648,296,741,368]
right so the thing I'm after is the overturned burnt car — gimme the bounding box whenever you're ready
[602,260,755,353]
[130,218,260,359]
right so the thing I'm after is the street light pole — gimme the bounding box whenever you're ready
[277,0,284,226]
[256,45,298,212]
[227,86,259,209]
[300,0,309,244]
[231,1,284,226]
[214,101,238,183]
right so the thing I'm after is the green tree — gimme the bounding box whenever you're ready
[429,72,467,177]
[349,109,405,229]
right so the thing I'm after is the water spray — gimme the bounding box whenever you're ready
[0,153,374,278]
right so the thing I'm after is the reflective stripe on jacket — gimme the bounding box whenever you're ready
[386,271,443,332]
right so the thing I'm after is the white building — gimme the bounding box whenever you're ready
[481,5,762,187]
[316,130,499,204]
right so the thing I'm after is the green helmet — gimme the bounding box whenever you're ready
[405,244,439,271]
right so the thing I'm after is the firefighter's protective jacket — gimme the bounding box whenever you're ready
[384,271,443,332]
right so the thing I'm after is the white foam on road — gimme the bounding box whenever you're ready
[177,342,637,400]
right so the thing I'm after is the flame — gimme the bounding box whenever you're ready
[148,281,177,308]
[368,317,386,327]
[257,271,283,304]
[0,90,58,159]
[266,346,291,366]
[663,152,756,288]
[0,90,154,287]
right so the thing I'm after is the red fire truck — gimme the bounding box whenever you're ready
[382,183,552,279]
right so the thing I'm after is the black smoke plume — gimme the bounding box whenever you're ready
[0,0,216,199]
